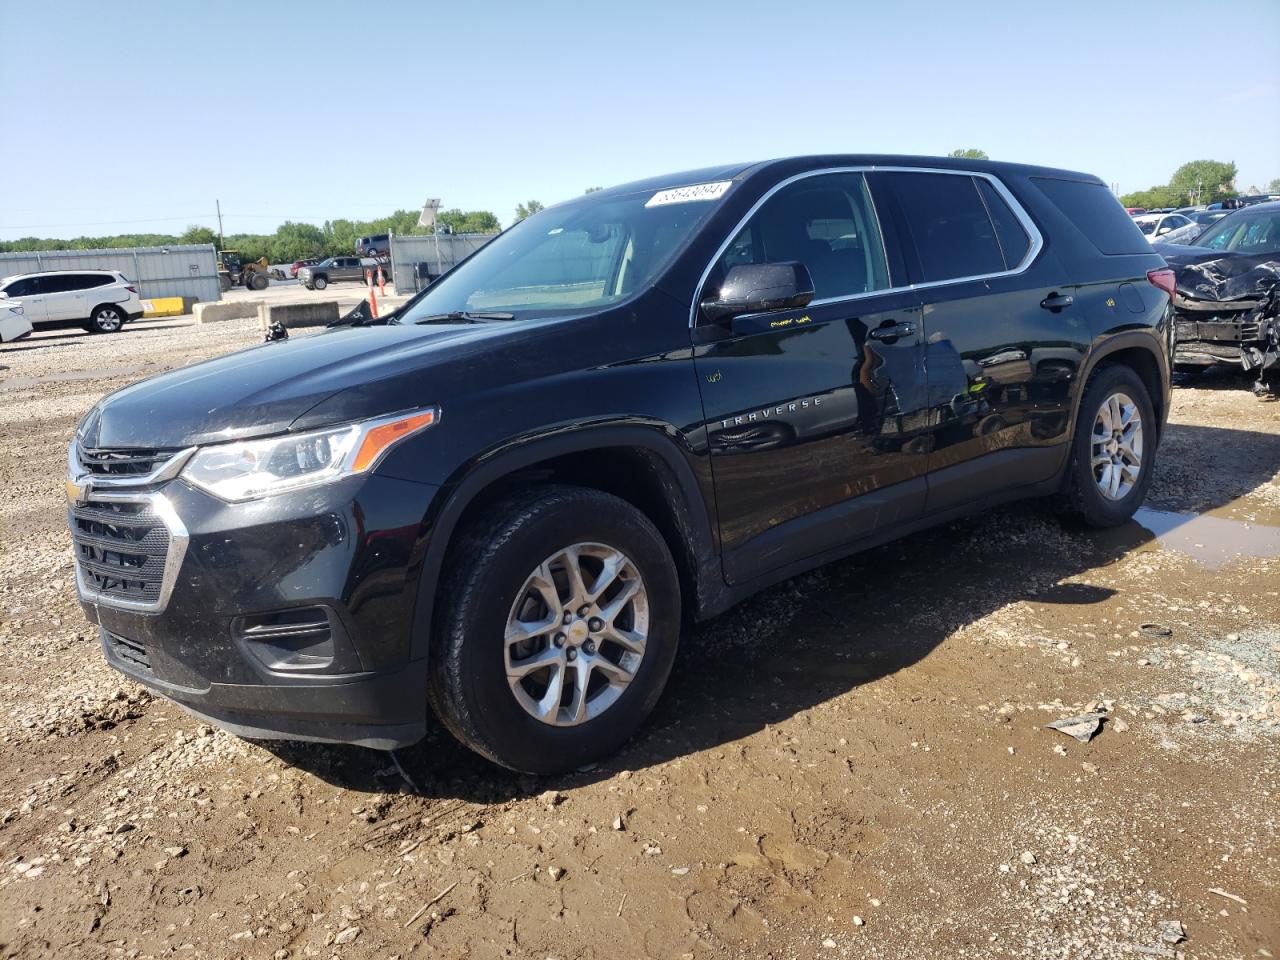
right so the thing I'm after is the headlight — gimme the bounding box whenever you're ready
[5,303,23,315]
[181,408,438,502]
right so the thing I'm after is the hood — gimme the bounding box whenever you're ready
[1152,243,1243,267]
[84,321,526,449]
[1160,249,1280,308]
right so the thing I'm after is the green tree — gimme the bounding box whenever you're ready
[1119,185,1182,209]
[514,200,545,221]
[180,225,218,246]
[1169,160,1237,206]
[584,186,603,194]
[437,209,501,234]
[269,221,327,263]
[1268,177,1280,194]
[948,148,989,160]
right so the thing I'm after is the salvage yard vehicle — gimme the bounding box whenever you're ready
[290,256,323,279]
[217,250,270,291]
[0,298,33,342]
[1156,200,1280,386]
[66,155,1173,774]
[0,269,143,333]
[356,234,390,257]
[298,256,385,290]
[1133,212,1192,242]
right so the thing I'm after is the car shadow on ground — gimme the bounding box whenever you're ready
[258,418,1276,803]
[261,505,1140,803]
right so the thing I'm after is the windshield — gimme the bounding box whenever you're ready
[1194,209,1280,254]
[398,186,729,320]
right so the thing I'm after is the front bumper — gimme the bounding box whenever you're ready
[1173,315,1249,366]
[71,470,440,748]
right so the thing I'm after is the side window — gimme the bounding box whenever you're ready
[885,172,1005,282]
[4,278,35,297]
[711,172,889,300]
[41,275,79,294]
[1032,177,1150,256]
[86,274,115,288]
[977,178,1031,268]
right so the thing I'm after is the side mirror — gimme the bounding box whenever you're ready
[700,262,814,324]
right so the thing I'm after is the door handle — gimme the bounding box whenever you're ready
[1040,293,1074,311]
[868,321,916,341]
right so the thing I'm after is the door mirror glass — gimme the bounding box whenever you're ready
[700,261,814,323]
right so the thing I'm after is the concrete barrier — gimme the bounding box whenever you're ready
[193,300,259,324]
[259,300,340,332]
[141,296,187,318]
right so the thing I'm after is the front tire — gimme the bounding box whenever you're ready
[1063,364,1156,527]
[249,272,269,291]
[428,486,681,774]
[312,276,328,290]
[87,305,124,334]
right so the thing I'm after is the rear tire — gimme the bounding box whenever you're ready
[313,276,328,290]
[428,486,681,774]
[1063,364,1156,527]
[87,305,124,334]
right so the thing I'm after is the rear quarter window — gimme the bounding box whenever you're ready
[1032,177,1151,255]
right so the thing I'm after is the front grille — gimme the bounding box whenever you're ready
[70,498,171,606]
[103,629,152,676]
[77,445,176,477]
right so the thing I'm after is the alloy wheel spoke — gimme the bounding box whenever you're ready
[598,579,640,624]
[565,658,591,723]
[506,645,561,678]
[557,545,590,606]
[535,663,566,720]
[527,562,563,619]
[585,551,625,603]
[604,624,646,653]
[589,655,634,685]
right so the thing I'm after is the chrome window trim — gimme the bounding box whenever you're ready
[69,489,189,614]
[688,164,1046,328]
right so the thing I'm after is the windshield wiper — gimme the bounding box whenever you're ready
[412,311,516,325]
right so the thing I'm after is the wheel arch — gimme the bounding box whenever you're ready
[1075,331,1169,440]
[88,301,126,329]
[408,424,720,663]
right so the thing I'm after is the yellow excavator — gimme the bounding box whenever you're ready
[217,250,271,291]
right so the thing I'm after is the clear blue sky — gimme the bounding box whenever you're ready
[2,0,1277,241]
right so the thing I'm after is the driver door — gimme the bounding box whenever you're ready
[692,171,928,585]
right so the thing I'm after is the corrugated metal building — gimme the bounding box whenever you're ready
[388,233,496,293]
[0,244,220,303]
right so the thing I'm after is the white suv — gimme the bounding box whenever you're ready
[0,269,144,334]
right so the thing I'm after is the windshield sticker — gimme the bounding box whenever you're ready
[645,181,733,208]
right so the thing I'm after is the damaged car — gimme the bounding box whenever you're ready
[1156,201,1280,393]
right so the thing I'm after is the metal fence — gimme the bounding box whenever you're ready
[0,244,221,303]
[388,233,496,294]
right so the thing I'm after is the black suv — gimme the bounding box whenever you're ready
[67,156,1173,774]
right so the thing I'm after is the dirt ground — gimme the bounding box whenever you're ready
[0,321,1277,960]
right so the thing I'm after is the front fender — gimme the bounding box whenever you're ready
[402,420,719,662]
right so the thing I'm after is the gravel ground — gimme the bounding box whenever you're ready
[0,323,1277,959]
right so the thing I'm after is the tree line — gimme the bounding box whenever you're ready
[1119,160,1242,209]
[0,208,502,263]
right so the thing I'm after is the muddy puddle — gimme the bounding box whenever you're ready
[1128,506,1280,569]
[0,364,149,391]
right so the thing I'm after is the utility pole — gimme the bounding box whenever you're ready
[216,199,224,250]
